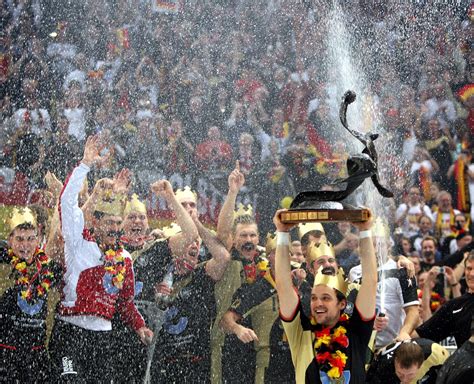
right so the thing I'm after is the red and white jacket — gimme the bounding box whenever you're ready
[58,163,145,332]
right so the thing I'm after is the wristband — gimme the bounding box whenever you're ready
[276,232,290,246]
[450,282,459,287]
[359,230,372,239]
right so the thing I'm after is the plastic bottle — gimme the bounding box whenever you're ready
[156,263,174,307]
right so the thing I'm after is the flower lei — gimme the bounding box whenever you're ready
[242,254,268,284]
[9,248,53,302]
[311,313,350,380]
[101,244,126,289]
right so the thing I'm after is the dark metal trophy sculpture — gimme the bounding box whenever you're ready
[280,90,394,223]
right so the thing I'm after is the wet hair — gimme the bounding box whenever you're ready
[335,290,346,303]
[301,230,323,246]
[232,214,257,234]
[394,343,424,369]
[10,223,37,237]
[13,223,36,232]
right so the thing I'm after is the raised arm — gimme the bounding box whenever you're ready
[273,209,298,319]
[353,214,377,320]
[193,217,230,281]
[216,161,245,248]
[81,177,114,227]
[151,180,199,256]
[44,172,64,263]
[398,305,420,340]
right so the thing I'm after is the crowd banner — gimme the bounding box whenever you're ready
[0,169,259,236]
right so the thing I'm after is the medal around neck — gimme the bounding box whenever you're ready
[280,90,393,224]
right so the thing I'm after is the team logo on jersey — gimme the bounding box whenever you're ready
[320,370,350,383]
[163,306,188,335]
[17,292,44,315]
[61,356,77,376]
[103,273,120,295]
[134,281,143,297]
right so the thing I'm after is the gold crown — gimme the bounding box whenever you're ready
[307,240,335,265]
[7,207,37,234]
[124,194,147,217]
[298,222,325,239]
[95,192,126,217]
[314,267,348,295]
[161,223,182,238]
[175,186,197,203]
[233,203,253,219]
[373,217,389,239]
[265,232,277,254]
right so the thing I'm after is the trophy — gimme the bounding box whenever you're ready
[280,90,394,224]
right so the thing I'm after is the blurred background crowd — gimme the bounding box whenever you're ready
[0,0,473,247]
[1,1,474,383]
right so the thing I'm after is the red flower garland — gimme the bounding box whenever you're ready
[312,313,350,379]
[103,247,126,289]
[9,248,54,302]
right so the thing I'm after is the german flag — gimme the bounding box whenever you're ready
[457,83,474,102]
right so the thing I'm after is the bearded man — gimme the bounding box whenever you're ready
[48,135,153,382]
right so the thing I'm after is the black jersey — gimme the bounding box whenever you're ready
[416,293,474,346]
[155,264,216,359]
[366,338,449,383]
[436,340,474,384]
[0,247,61,350]
[282,300,374,384]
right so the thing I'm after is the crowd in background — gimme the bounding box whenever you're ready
[1,1,473,231]
[1,1,474,383]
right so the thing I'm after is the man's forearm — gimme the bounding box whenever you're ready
[220,310,241,335]
[355,233,377,318]
[168,196,199,242]
[197,220,230,281]
[275,232,299,318]
[400,305,421,335]
[216,190,238,246]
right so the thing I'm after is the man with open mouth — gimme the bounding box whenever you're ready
[274,209,377,384]
[148,180,231,383]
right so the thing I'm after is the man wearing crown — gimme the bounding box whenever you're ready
[220,232,295,383]
[147,180,231,383]
[215,207,266,384]
[110,192,153,382]
[0,207,60,382]
[110,183,209,382]
[298,240,346,316]
[274,209,377,383]
[48,135,153,382]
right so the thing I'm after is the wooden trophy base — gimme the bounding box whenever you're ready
[279,208,370,224]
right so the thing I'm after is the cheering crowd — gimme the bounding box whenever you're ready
[1,0,474,383]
